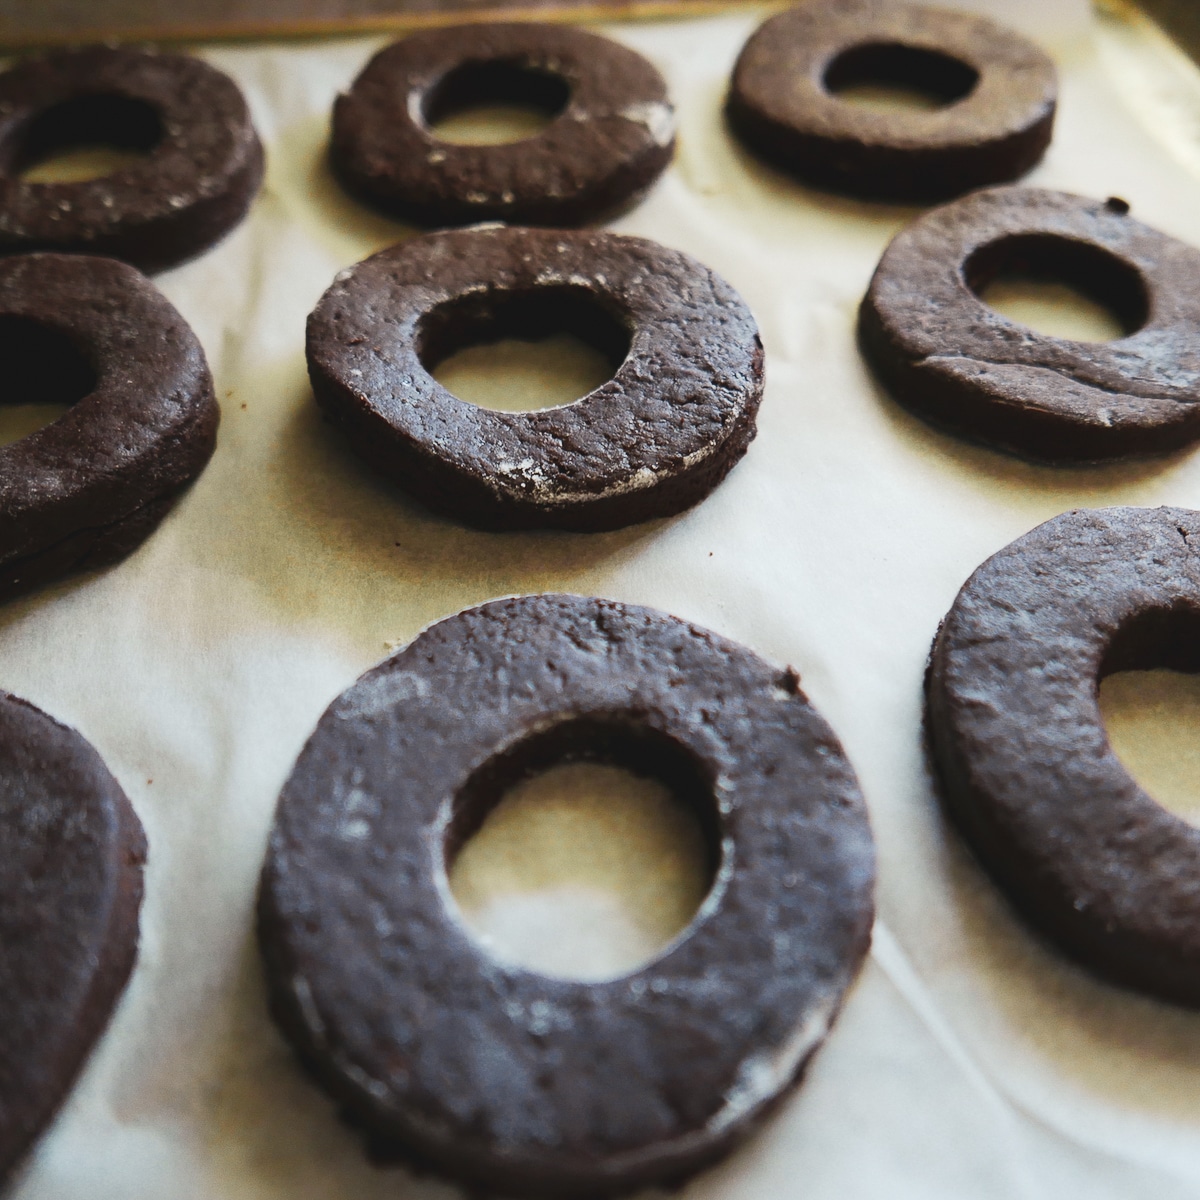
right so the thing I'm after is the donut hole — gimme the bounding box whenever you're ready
[966,233,1148,342]
[421,284,631,413]
[423,60,570,146]
[823,43,979,112]
[3,95,163,183]
[1100,604,1200,827]
[446,716,721,981]
[0,315,95,446]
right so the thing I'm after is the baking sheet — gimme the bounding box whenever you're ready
[9,2,1200,1196]
[0,0,755,52]
[0,0,1092,49]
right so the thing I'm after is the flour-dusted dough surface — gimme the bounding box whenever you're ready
[9,3,1200,1197]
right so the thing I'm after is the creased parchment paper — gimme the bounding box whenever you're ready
[9,3,1200,1196]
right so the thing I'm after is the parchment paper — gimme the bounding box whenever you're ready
[10,3,1200,1196]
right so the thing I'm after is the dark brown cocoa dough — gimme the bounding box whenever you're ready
[258,594,875,1199]
[860,188,1200,462]
[928,506,1200,1006]
[0,691,146,1187]
[0,252,219,601]
[727,0,1056,203]
[306,226,764,531]
[330,23,675,228]
[0,45,263,273]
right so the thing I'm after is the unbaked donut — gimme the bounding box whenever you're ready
[0,253,219,600]
[306,226,763,531]
[331,23,674,227]
[0,691,145,1186]
[928,506,1200,1005]
[860,188,1200,462]
[0,46,263,272]
[728,0,1056,202]
[258,593,875,1198]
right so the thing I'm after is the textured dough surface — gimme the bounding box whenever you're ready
[860,187,1200,460]
[0,252,219,601]
[0,46,264,272]
[259,594,874,1198]
[928,505,1200,1004]
[306,226,763,530]
[0,692,145,1187]
[331,22,675,227]
[728,0,1057,201]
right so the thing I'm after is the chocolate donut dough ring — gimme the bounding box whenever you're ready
[860,188,1200,463]
[0,46,264,273]
[0,253,219,602]
[929,506,1200,1006]
[258,594,875,1199]
[306,226,764,532]
[727,0,1056,203]
[331,23,675,228]
[0,691,146,1186]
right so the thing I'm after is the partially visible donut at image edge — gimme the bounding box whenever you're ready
[306,226,764,532]
[257,593,876,1199]
[860,187,1200,463]
[0,253,219,602]
[0,691,146,1187]
[928,506,1200,1006]
[330,22,675,227]
[727,0,1056,203]
[0,45,263,272]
